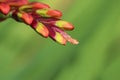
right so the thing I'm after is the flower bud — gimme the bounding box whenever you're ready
[50,32,66,45]
[55,20,74,30]
[19,2,50,11]
[0,3,10,15]
[36,9,62,18]
[31,20,49,38]
[30,2,50,9]
[17,12,33,25]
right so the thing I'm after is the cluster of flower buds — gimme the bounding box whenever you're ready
[0,0,79,45]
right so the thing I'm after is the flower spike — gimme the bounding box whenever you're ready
[0,0,79,45]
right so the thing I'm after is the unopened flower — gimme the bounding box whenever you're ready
[0,0,79,45]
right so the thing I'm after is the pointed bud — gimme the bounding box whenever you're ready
[36,9,62,18]
[55,20,74,30]
[19,5,32,11]
[31,21,49,38]
[0,3,10,15]
[29,2,50,9]
[17,12,33,25]
[50,32,66,45]
[47,9,62,18]
[21,13,33,25]
[19,2,50,11]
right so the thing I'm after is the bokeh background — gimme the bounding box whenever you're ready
[0,0,120,80]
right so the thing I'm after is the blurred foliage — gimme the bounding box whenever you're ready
[0,0,120,80]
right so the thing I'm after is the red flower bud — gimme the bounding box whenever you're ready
[20,12,33,25]
[47,9,62,18]
[29,2,50,9]
[31,20,49,38]
[36,9,62,18]
[0,3,10,15]
[54,20,74,30]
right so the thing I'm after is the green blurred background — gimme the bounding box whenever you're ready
[0,0,120,80]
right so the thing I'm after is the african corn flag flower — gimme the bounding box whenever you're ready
[0,0,79,45]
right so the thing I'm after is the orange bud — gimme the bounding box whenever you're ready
[49,32,66,45]
[47,10,62,18]
[35,22,49,38]
[55,20,74,30]
[55,32,66,45]
[22,13,33,25]
[36,9,62,18]
[0,3,10,15]
[30,2,50,9]
[17,12,33,25]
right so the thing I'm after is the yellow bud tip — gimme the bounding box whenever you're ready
[19,5,32,11]
[47,10,62,18]
[55,32,66,45]
[36,9,62,18]
[36,23,49,38]
[36,9,49,17]
[55,21,74,30]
